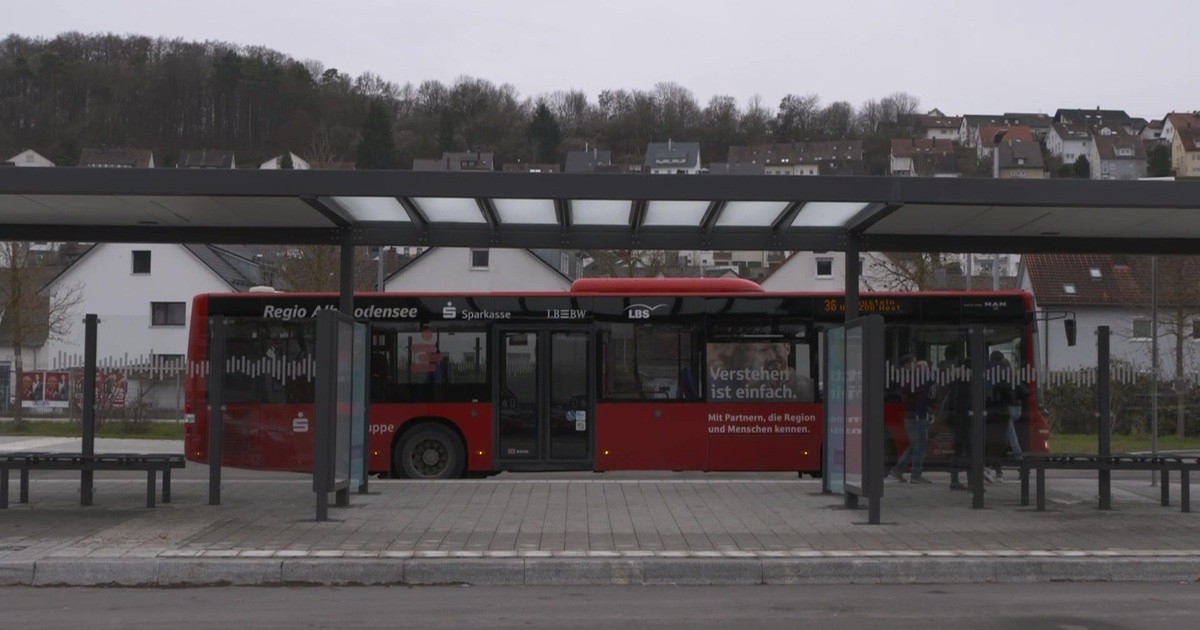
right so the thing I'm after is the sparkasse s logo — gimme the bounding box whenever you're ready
[625,303,666,319]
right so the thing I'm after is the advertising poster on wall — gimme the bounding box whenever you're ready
[706,342,812,402]
[19,370,72,409]
[71,371,128,410]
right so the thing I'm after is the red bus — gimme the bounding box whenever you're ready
[184,278,1050,478]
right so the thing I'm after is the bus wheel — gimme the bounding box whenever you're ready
[395,424,465,479]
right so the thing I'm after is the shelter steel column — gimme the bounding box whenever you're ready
[80,314,97,507]
[845,237,860,320]
[208,315,226,506]
[970,326,985,509]
[337,227,359,498]
[1098,326,1112,510]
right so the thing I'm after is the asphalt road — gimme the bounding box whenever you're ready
[2,583,1198,629]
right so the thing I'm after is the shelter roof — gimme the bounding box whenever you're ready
[4,168,1200,255]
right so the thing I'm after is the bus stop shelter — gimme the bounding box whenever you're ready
[3,167,1199,516]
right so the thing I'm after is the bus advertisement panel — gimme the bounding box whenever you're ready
[182,278,1049,479]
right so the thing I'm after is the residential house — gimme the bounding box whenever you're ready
[1140,119,1165,143]
[382,247,572,292]
[1019,254,1200,376]
[502,162,560,173]
[759,252,870,292]
[1053,108,1132,128]
[725,141,864,176]
[977,125,1033,160]
[644,141,701,174]
[1001,113,1053,139]
[1045,123,1093,165]
[959,115,1004,148]
[1172,127,1200,178]
[176,150,236,169]
[412,151,495,172]
[565,148,612,173]
[1159,112,1200,145]
[755,252,1013,292]
[260,152,311,169]
[1089,130,1147,180]
[916,115,963,143]
[889,138,955,176]
[4,149,54,167]
[79,148,155,168]
[995,140,1047,178]
[38,243,265,408]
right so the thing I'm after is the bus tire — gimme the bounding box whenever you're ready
[394,423,465,480]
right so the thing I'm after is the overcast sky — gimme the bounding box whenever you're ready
[8,0,1198,119]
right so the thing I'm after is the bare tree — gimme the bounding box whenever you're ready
[582,250,683,278]
[1,242,83,425]
[1133,256,1200,438]
[863,252,956,291]
[267,245,382,291]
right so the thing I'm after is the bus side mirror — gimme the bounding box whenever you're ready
[1064,319,1077,347]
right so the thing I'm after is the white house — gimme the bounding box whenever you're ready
[4,149,54,167]
[759,252,870,292]
[644,141,701,175]
[41,243,265,365]
[1045,123,1093,165]
[1019,253,1198,377]
[260,152,311,170]
[383,248,572,292]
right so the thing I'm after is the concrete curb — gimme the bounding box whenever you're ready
[3,557,1199,587]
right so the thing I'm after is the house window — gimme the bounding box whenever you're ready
[1193,319,1200,340]
[151,302,186,326]
[132,250,151,274]
[1063,283,1077,295]
[1132,319,1152,339]
[470,249,489,269]
[816,258,834,278]
[1089,268,1102,278]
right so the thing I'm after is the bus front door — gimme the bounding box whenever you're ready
[494,327,594,469]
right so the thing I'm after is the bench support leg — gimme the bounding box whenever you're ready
[1161,469,1170,506]
[1020,465,1029,506]
[1099,466,1111,510]
[81,470,93,507]
[1182,469,1190,514]
[146,470,156,508]
[1,468,8,509]
[19,469,29,504]
[162,468,171,504]
[1036,467,1046,511]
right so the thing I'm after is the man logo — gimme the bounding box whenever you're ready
[625,303,666,319]
[442,302,457,319]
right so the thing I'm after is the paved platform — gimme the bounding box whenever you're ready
[2,460,1200,585]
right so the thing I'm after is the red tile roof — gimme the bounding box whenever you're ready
[890,138,956,158]
[1024,254,1200,307]
[978,125,1033,148]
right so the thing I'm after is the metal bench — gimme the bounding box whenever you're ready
[0,452,186,509]
[1018,452,1200,513]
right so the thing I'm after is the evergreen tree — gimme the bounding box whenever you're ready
[280,151,294,169]
[1147,144,1171,177]
[527,101,562,165]
[1072,155,1091,179]
[355,100,397,169]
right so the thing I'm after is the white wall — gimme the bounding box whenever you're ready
[384,248,571,292]
[760,252,872,292]
[43,244,234,364]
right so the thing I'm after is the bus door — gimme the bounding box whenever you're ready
[494,326,594,468]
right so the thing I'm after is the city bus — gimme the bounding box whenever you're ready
[183,278,1050,478]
